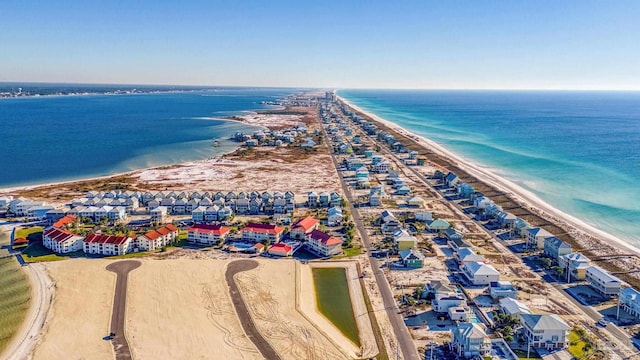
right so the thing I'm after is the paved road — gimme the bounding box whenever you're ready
[225,260,282,360]
[321,121,420,360]
[106,260,142,360]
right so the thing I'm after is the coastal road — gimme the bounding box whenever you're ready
[321,121,420,360]
[225,260,282,360]
[106,260,142,360]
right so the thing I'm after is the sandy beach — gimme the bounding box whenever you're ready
[337,94,640,260]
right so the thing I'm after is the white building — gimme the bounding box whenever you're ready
[187,225,231,246]
[83,233,133,256]
[586,265,622,297]
[618,287,640,319]
[43,227,84,254]
[306,229,343,257]
[150,206,168,223]
[489,281,517,299]
[450,323,491,358]
[499,298,532,317]
[462,261,500,286]
[526,227,554,249]
[327,207,343,226]
[520,314,570,350]
[137,224,179,251]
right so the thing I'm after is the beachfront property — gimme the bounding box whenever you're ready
[444,172,460,188]
[83,233,134,256]
[526,227,554,250]
[450,323,491,358]
[495,211,517,228]
[0,195,13,210]
[26,205,55,221]
[393,229,418,250]
[448,237,472,254]
[462,261,500,286]
[558,253,591,282]
[241,222,285,243]
[618,287,640,319]
[543,237,572,261]
[398,249,424,268]
[489,281,518,300]
[456,183,475,199]
[43,227,84,253]
[290,216,319,239]
[519,314,570,350]
[585,265,622,297]
[187,224,231,246]
[268,243,293,257]
[499,298,532,317]
[305,229,343,257]
[137,224,179,251]
[9,198,47,217]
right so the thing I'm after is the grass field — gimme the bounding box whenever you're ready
[14,226,43,242]
[568,330,593,359]
[22,242,77,263]
[0,257,31,354]
[312,267,361,347]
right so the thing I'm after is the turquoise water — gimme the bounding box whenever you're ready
[338,90,640,248]
[0,88,295,188]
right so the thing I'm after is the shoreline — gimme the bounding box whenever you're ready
[336,93,640,259]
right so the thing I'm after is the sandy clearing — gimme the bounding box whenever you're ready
[234,259,350,360]
[300,261,379,359]
[126,259,260,360]
[32,259,116,360]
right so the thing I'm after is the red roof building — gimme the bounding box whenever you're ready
[306,229,343,257]
[84,233,133,256]
[137,224,180,251]
[43,227,84,254]
[187,224,231,246]
[241,222,285,243]
[291,216,320,239]
[268,243,293,257]
[52,214,77,229]
[13,237,29,246]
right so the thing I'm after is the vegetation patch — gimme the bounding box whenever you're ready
[14,226,43,242]
[312,267,361,347]
[0,257,31,353]
[22,243,77,263]
[568,328,594,359]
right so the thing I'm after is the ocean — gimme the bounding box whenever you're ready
[338,89,640,247]
[0,87,296,188]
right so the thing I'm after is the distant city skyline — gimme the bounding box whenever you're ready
[2,1,639,90]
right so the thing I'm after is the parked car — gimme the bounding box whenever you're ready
[596,319,607,327]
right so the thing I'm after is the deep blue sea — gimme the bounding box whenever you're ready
[339,90,640,247]
[0,88,296,188]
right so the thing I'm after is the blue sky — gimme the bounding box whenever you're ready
[1,1,639,89]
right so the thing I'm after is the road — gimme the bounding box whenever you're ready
[106,260,142,360]
[225,259,282,360]
[321,121,420,360]
[2,263,53,360]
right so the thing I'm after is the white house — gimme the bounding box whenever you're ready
[327,207,343,226]
[585,265,622,297]
[499,298,532,317]
[414,211,432,222]
[150,206,168,223]
[43,227,84,254]
[489,281,517,300]
[558,253,591,282]
[526,227,554,249]
[520,314,570,350]
[618,287,640,319]
[433,289,467,313]
[462,261,500,286]
[137,224,178,251]
[450,323,491,358]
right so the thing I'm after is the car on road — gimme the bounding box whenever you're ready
[596,319,608,327]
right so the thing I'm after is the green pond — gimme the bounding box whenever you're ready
[312,267,361,347]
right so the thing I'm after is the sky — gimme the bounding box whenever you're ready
[1,1,639,90]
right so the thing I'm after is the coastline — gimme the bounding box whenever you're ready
[336,94,640,259]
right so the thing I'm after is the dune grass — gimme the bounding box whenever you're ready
[0,257,31,353]
[312,267,361,347]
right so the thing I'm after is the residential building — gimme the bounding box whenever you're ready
[585,265,622,297]
[489,281,517,299]
[526,227,554,250]
[456,247,486,264]
[83,234,133,256]
[137,224,178,251]
[187,224,231,246]
[462,261,500,286]
[427,219,451,232]
[241,223,285,243]
[618,287,640,319]
[290,216,319,239]
[398,249,424,268]
[543,237,572,261]
[268,243,293,257]
[305,229,343,257]
[558,253,591,282]
[499,298,532,317]
[405,196,425,208]
[433,289,467,313]
[327,207,343,226]
[150,206,168,223]
[450,323,491,358]
[393,229,417,250]
[520,314,570,350]
[43,227,84,254]
[414,212,432,222]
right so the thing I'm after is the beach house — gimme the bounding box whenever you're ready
[305,229,343,257]
[543,237,572,261]
[618,287,640,319]
[526,227,554,250]
[405,196,425,208]
[393,229,417,250]
[187,224,231,246]
[462,261,500,286]
[427,219,451,233]
[499,298,532,317]
[83,234,133,256]
[290,216,319,239]
[398,249,424,268]
[327,207,343,226]
[558,253,591,282]
[268,243,293,257]
[489,281,518,299]
[241,223,285,243]
[444,172,460,188]
[585,265,622,297]
[520,314,570,350]
[450,323,491,358]
[43,227,84,254]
